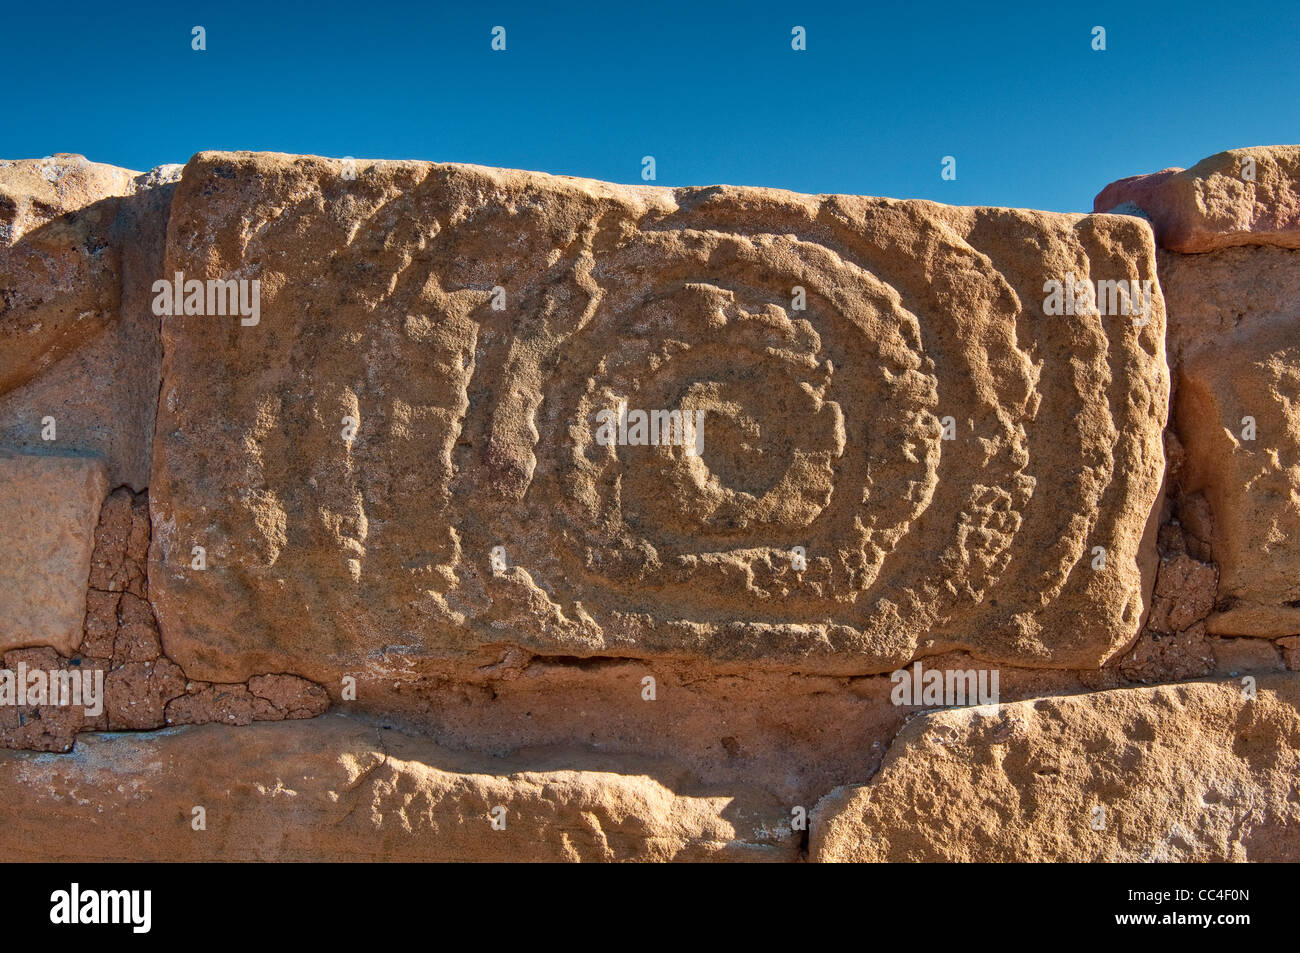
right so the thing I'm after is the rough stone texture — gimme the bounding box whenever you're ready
[1210,636,1286,676]
[1134,148,1300,641]
[0,155,137,396]
[78,486,186,731]
[0,647,99,752]
[0,713,797,862]
[1277,636,1300,671]
[88,487,150,599]
[163,676,328,726]
[1120,620,1215,683]
[810,675,1300,862]
[296,651,1126,808]
[9,147,1300,862]
[103,658,187,730]
[1158,244,1300,638]
[0,452,107,654]
[246,673,330,719]
[2,483,329,750]
[1094,146,1300,253]
[0,162,174,490]
[150,151,1167,686]
[1112,461,1219,684]
[1146,552,1217,634]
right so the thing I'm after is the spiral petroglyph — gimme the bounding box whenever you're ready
[148,153,1167,683]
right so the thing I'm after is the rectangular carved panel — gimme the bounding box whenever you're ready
[151,152,1167,682]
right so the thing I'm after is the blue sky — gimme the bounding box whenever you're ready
[3,0,1297,211]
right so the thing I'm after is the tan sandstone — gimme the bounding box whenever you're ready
[1094,146,1300,253]
[1094,147,1300,641]
[810,674,1300,862]
[0,452,107,654]
[150,151,1168,686]
[13,146,1300,864]
[0,712,797,861]
[0,156,136,396]
[0,158,175,490]
[1158,243,1300,638]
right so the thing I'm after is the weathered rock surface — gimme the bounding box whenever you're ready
[1095,146,1300,253]
[8,146,1300,863]
[0,713,796,861]
[0,452,107,654]
[810,675,1300,862]
[0,158,173,490]
[0,156,138,397]
[0,646,100,752]
[150,151,1167,685]
[2,484,329,751]
[1279,636,1300,669]
[1157,241,1300,638]
[1097,146,1300,643]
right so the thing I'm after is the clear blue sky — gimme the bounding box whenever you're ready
[3,0,1297,212]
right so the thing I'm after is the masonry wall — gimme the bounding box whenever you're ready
[1,146,1297,862]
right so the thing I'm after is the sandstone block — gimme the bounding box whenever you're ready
[810,675,1300,861]
[150,151,1167,683]
[1210,636,1285,676]
[0,156,136,396]
[1094,146,1300,253]
[0,163,174,490]
[0,452,107,654]
[0,713,796,861]
[1160,245,1300,636]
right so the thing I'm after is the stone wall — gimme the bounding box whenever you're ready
[1,146,1297,861]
